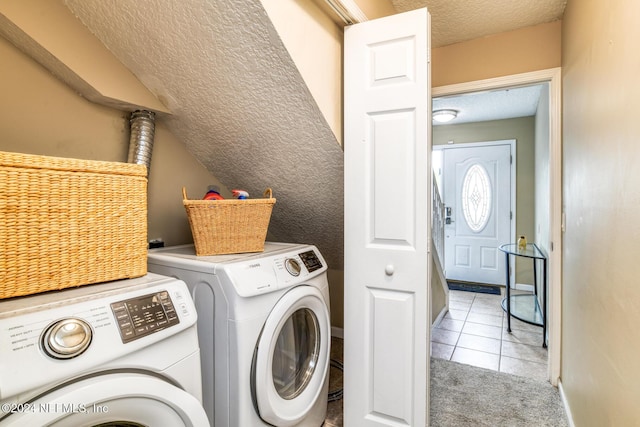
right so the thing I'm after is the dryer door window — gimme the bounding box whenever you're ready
[252,286,331,427]
[272,307,320,400]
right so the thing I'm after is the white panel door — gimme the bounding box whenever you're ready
[442,142,513,285]
[344,8,430,427]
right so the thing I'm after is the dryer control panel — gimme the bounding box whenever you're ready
[111,290,180,343]
[298,250,323,272]
[224,246,327,297]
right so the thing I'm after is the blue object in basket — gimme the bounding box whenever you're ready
[232,189,249,199]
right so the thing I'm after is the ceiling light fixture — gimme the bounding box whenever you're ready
[432,109,458,123]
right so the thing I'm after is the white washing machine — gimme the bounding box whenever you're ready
[147,242,331,427]
[0,273,210,427]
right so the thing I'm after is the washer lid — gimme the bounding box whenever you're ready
[252,286,331,427]
[0,373,210,426]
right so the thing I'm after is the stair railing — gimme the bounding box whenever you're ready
[432,172,445,268]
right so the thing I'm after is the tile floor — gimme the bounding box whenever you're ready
[431,288,548,381]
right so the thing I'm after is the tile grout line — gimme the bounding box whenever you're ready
[455,293,474,355]
[441,290,549,378]
[451,293,474,360]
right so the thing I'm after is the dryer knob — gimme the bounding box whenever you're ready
[42,318,92,359]
[284,258,302,276]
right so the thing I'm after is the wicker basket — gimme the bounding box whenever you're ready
[183,187,276,256]
[0,151,148,299]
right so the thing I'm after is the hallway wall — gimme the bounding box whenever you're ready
[562,0,640,423]
[432,20,561,87]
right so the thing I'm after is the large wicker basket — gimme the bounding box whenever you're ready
[0,151,148,299]
[183,187,276,256]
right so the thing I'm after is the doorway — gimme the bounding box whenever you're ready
[430,68,562,385]
[435,140,515,286]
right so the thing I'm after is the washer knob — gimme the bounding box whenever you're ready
[284,258,302,276]
[42,318,92,359]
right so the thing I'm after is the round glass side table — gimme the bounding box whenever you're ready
[498,243,547,348]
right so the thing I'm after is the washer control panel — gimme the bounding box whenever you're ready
[110,290,180,343]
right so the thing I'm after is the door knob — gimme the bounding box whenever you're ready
[385,264,395,276]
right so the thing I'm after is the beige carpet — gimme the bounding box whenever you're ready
[430,357,568,426]
[325,337,568,426]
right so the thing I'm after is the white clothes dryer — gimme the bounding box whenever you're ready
[0,273,210,427]
[148,242,331,427]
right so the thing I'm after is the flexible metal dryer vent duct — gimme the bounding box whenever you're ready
[127,110,156,177]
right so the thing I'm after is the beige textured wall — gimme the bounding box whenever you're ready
[0,36,128,161]
[0,0,168,113]
[353,0,397,19]
[433,117,536,285]
[561,0,640,424]
[432,20,562,87]
[0,35,223,248]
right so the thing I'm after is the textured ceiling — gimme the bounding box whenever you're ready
[391,0,567,47]
[65,0,345,268]
[433,84,544,126]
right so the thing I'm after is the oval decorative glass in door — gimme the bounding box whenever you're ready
[461,163,492,232]
[272,308,320,400]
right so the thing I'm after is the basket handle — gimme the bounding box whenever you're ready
[182,187,188,201]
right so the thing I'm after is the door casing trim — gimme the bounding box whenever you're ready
[432,67,562,386]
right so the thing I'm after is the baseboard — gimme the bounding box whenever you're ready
[432,306,447,329]
[331,326,344,339]
[558,380,576,427]
[514,283,535,292]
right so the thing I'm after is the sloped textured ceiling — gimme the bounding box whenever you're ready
[391,0,566,47]
[65,0,345,268]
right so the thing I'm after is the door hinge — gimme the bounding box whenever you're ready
[510,211,513,220]
[510,155,513,164]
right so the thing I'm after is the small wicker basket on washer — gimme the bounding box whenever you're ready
[0,151,148,299]
[182,187,276,256]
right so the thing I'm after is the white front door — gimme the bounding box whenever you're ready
[441,141,514,285]
[344,8,430,427]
